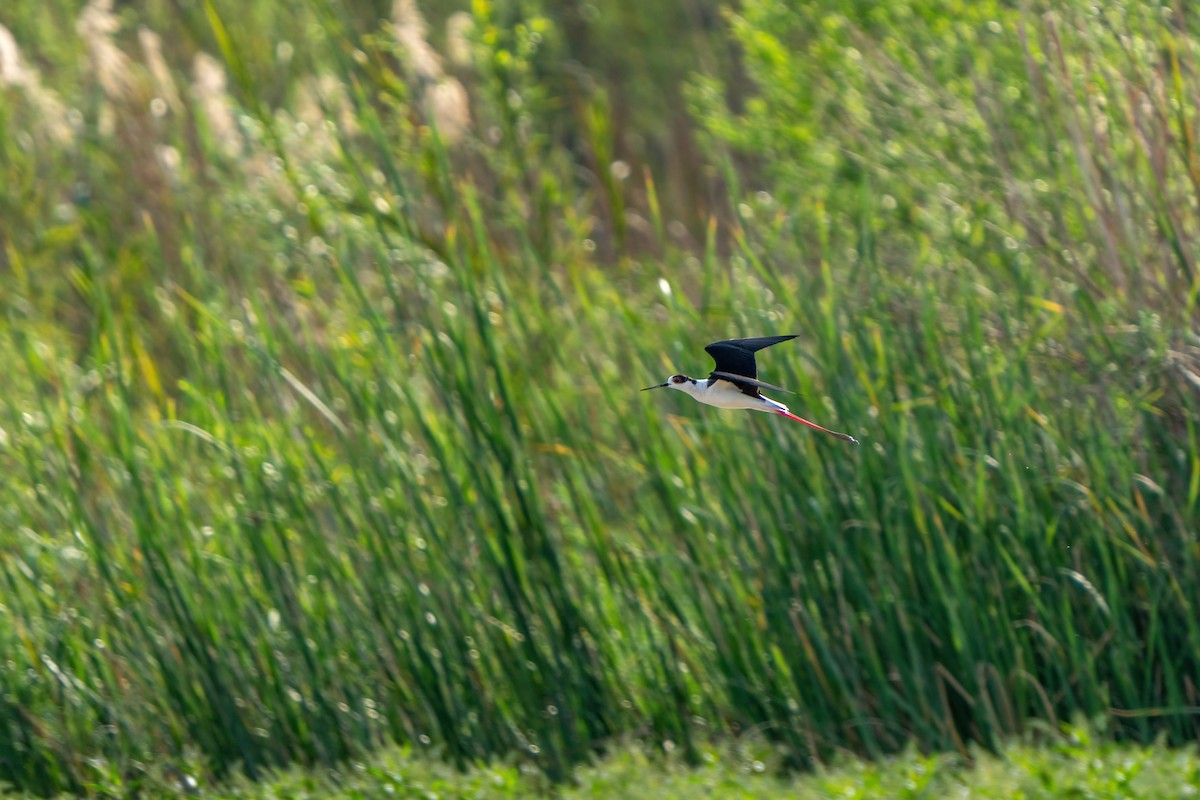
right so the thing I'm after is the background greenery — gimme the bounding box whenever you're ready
[13,728,1200,799]
[2,0,1199,795]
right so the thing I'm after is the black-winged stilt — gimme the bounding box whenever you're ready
[642,335,859,444]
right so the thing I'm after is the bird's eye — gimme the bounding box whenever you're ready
[671,375,686,384]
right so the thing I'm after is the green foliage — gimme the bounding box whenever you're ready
[698,0,1200,307]
[0,0,1199,796]
[9,734,1200,799]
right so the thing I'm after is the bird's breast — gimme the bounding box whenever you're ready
[694,382,763,410]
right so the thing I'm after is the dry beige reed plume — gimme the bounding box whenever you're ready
[139,26,182,115]
[77,0,136,101]
[391,0,441,81]
[0,22,74,144]
[0,23,27,85]
[192,51,241,156]
[391,0,470,143]
[427,78,470,142]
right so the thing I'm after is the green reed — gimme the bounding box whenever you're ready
[0,0,1198,795]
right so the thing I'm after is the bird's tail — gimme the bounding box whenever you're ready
[765,396,859,444]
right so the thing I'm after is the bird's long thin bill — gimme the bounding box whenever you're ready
[641,383,668,391]
[776,409,859,444]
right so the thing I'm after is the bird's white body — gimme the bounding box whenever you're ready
[669,378,789,414]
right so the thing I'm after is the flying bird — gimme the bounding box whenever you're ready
[642,335,859,444]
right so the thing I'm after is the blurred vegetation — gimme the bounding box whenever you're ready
[9,725,1200,799]
[1,0,1200,796]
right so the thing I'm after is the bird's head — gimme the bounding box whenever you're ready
[641,374,696,393]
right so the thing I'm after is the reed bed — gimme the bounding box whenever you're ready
[0,0,1198,795]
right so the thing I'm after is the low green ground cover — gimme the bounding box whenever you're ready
[1,0,1199,796]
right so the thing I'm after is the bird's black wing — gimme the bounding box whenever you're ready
[704,335,798,380]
